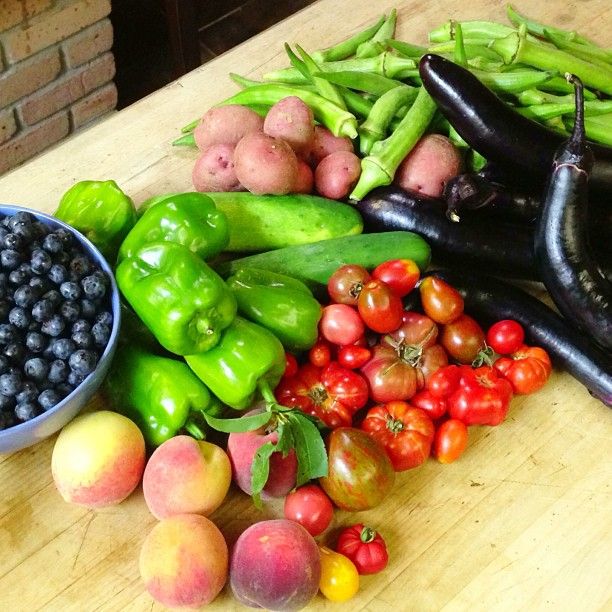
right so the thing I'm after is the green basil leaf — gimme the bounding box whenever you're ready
[250,441,277,509]
[286,412,328,487]
[204,410,272,433]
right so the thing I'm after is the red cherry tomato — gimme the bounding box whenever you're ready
[486,320,525,355]
[372,258,420,298]
[440,314,486,364]
[284,484,334,536]
[320,304,365,346]
[336,524,389,575]
[309,338,333,368]
[337,345,371,369]
[433,419,468,464]
[357,279,403,333]
[283,352,298,379]
[418,276,464,324]
[327,264,371,305]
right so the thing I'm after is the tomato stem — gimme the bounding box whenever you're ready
[360,526,377,543]
[386,416,405,434]
[472,345,495,367]
[309,385,329,405]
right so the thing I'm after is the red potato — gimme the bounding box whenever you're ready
[192,143,242,192]
[294,158,314,194]
[315,150,362,200]
[234,132,299,195]
[394,133,462,198]
[308,125,354,167]
[263,96,315,155]
[194,104,264,150]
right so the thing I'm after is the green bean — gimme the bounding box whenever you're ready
[517,99,612,121]
[219,83,358,139]
[358,85,418,155]
[350,86,437,201]
[543,30,612,68]
[491,30,612,95]
[313,70,406,96]
[311,14,386,63]
[429,20,514,44]
[356,8,397,58]
[506,4,597,47]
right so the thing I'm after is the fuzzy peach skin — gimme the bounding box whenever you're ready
[230,519,320,611]
[140,514,228,609]
[51,410,145,508]
[143,435,231,519]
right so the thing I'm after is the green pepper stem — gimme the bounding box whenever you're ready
[258,378,278,409]
[184,420,206,440]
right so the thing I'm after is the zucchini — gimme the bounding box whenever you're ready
[205,192,363,252]
[216,231,431,287]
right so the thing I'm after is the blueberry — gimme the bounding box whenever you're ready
[42,290,62,308]
[95,311,113,327]
[0,391,15,410]
[72,319,91,334]
[24,357,49,381]
[41,315,65,337]
[1,249,22,270]
[72,330,93,349]
[7,211,35,231]
[8,306,30,329]
[38,389,61,411]
[4,343,26,365]
[14,401,39,422]
[14,285,37,308]
[59,281,81,300]
[47,264,67,285]
[32,221,48,239]
[31,249,52,274]
[2,233,23,250]
[26,331,46,353]
[29,276,50,294]
[52,338,76,360]
[0,372,22,396]
[16,381,38,404]
[68,349,97,376]
[67,370,87,387]
[48,359,68,384]
[54,229,73,248]
[31,298,55,322]
[53,251,70,267]
[69,255,91,280]
[59,300,80,322]
[12,221,34,241]
[80,299,97,319]
[9,268,28,286]
[92,321,111,347]
[42,233,63,254]
[0,324,18,344]
[81,274,107,300]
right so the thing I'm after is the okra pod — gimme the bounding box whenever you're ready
[180,118,200,133]
[340,87,375,118]
[565,114,612,146]
[358,84,418,155]
[453,21,468,67]
[311,14,386,63]
[219,83,358,138]
[518,99,612,122]
[428,40,504,62]
[429,20,514,43]
[491,31,612,95]
[172,132,196,147]
[314,70,406,96]
[356,8,397,58]
[544,29,612,68]
[472,67,556,94]
[516,89,575,106]
[350,86,437,200]
[386,39,427,58]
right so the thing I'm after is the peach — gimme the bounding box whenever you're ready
[230,519,320,611]
[143,435,231,519]
[140,514,228,608]
[51,410,145,508]
[227,409,297,498]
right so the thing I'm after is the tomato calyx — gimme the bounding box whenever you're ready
[385,415,405,435]
[360,526,377,543]
[383,335,423,367]
[308,384,329,405]
[471,345,495,368]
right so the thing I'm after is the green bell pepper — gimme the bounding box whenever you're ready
[104,344,221,447]
[119,192,229,261]
[55,180,137,261]
[185,316,286,410]
[116,241,237,355]
[227,267,322,352]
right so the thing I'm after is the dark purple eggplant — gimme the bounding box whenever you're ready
[534,76,612,352]
[427,268,612,407]
[418,54,612,194]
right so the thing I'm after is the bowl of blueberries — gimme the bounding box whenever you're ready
[0,204,121,454]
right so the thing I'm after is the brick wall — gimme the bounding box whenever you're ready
[0,0,117,175]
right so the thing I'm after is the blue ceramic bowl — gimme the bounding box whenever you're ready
[0,205,121,454]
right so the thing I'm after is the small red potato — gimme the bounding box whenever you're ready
[194,104,264,149]
[234,132,299,195]
[394,133,462,197]
[314,150,362,199]
[264,95,315,155]
[192,143,242,192]
[308,125,354,167]
[293,158,314,194]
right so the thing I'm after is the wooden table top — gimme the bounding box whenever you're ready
[0,1,611,610]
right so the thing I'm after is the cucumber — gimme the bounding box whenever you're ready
[204,192,364,252]
[216,231,431,287]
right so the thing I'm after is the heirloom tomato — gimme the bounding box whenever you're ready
[336,524,389,575]
[494,345,552,395]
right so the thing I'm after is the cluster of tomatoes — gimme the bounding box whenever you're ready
[277,259,553,467]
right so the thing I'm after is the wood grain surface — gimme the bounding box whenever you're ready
[0,1,611,611]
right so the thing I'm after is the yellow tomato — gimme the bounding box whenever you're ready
[319,545,360,602]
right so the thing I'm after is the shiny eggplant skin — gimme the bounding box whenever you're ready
[419,54,612,194]
[427,268,612,407]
